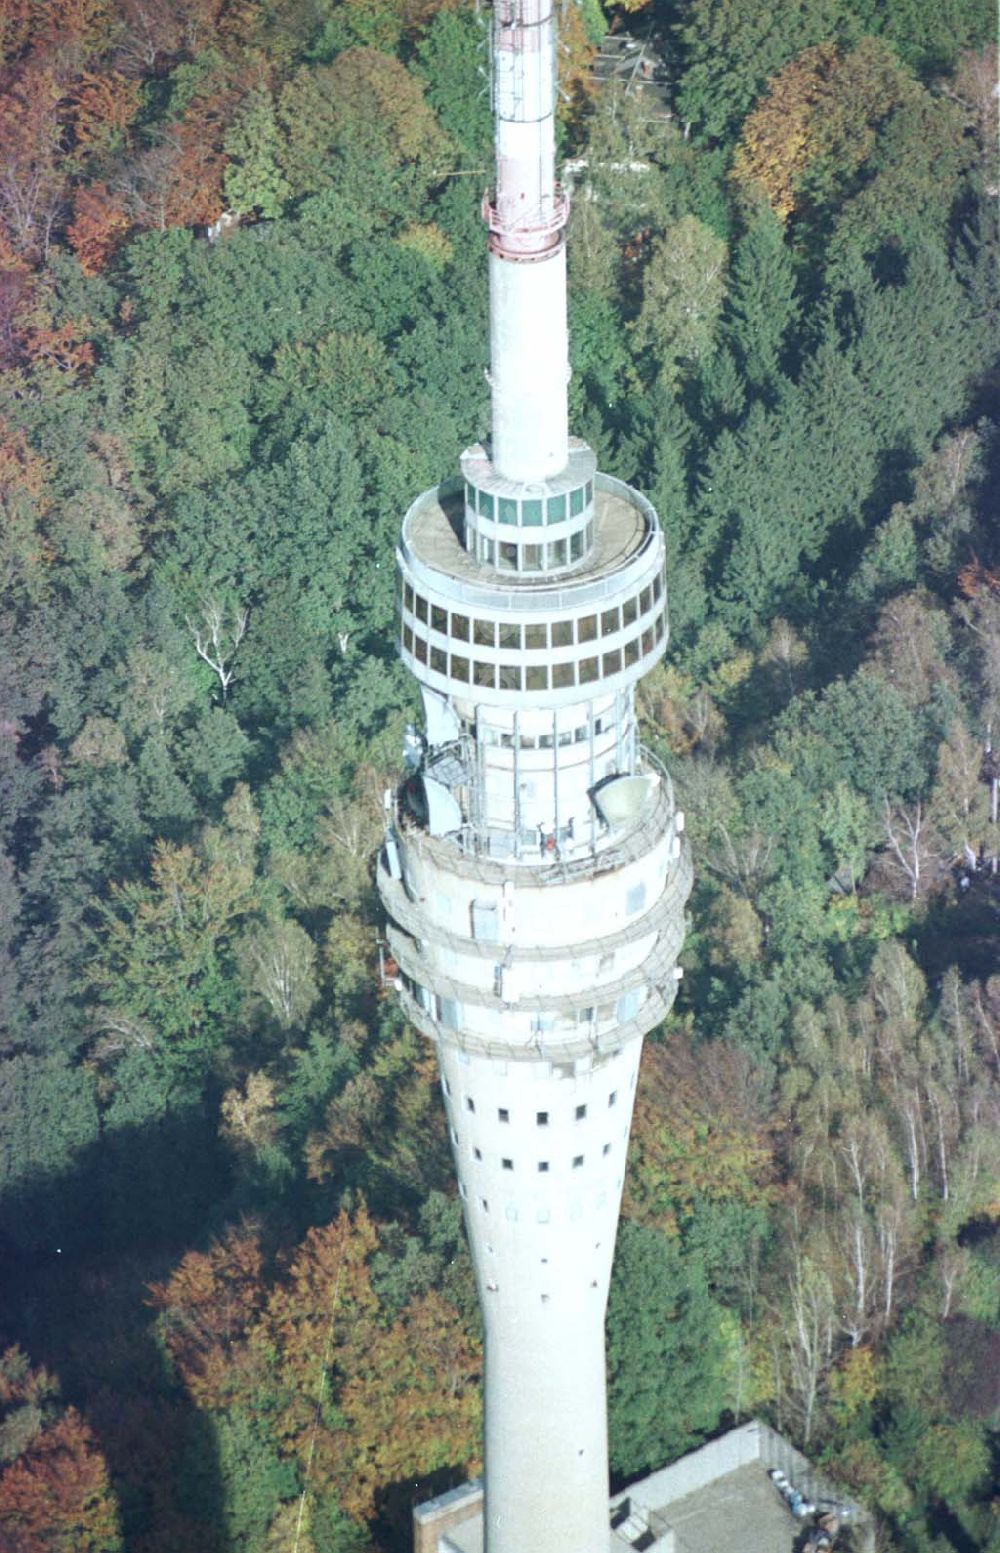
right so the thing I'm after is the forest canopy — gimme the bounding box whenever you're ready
[0,1,997,1551]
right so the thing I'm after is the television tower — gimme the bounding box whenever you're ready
[377,6,691,1552]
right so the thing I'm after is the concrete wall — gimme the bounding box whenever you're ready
[413,1480,483,1553]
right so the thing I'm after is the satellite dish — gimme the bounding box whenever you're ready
[424,777,463,836]
[591,773,659,829]
[420,686,462,748]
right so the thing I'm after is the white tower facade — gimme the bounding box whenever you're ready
[378,7,691,1553]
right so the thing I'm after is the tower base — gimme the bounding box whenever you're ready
[412,1422,876,1553]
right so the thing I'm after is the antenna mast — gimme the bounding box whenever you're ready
[485,1,570,482]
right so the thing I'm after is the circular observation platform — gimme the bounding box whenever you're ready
[398,471,667,710]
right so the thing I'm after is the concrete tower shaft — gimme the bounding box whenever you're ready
[485,1,569,482]
[377,7,691,1553]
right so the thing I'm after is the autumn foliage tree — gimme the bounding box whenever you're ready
[150,1205,481,1531]
[732,38,916,221]
[625,1034,776,1236]
[0,1348,121,1553]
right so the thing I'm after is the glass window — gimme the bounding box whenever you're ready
[602,649,622,676]
[552,662,575,689]
[480,537,494,564]
[640,585,653,615]
[414,637,427,664]
[451,612,470,641]
[585,481,593,503]
[579,656,599,684]
[623,597,638,627]
[415,595,428,623]
[502,1157,513,1170]
[474,618,495,647]
[641,628,654,655]
[522,499,543,526]
[498,622,521,650]
[539,733,554,749]
[538,1161,549,1173]
[601,607,620,636]
[537,1111,549,1126]
[498,663,522,691]
[547,493,566,523]
[654,615,665,642]
[578,615,598,643]
[552,620,573,648]
[480,491,494,519]
[402,625,414,652]
[523,544,542,570]
[547,539,567,569]
[570,485,584,516]
[498,541,518,571]
[403,583,414,610]
[464,481,475,510]
[570,530,584,561]
[624,638,640,667]
[431,604,447,633]
[430,645,447,673]
[584,521,593,550]
[576,1104,587,1119]
[499,1107,509,1122]
[525,623,547,650]
[474,661,495,688]
[572,1155,584,1169]
[653,571,663,601]
[451,654,470,682]
[526,664,548,691]
[498,497,518,525]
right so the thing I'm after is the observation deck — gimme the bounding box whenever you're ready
[398,469,667,711]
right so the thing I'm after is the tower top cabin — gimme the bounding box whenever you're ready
[395,0,667,863]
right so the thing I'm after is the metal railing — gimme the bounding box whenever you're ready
[397,744,679,883]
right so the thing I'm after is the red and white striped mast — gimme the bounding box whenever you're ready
[485,1,571,482]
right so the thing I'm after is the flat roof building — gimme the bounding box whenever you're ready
[414,1423,875,1553]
